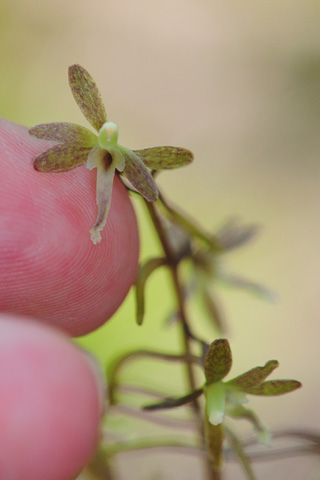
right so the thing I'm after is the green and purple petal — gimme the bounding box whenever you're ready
[227,360,279,391]
[133,146,193,170]
[29,122,97,147]
[68,64,107,132]
[33,144,91,173]
[204,339,232,384]
[120,147,158,202]
[243,379,302,396]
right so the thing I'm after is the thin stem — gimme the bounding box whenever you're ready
[224,426,257,480]
[144,202,198,389]
[111,404,198,430]
[119,383,182,398]
[86,446,115,480]
[232,429,320,462]
[145,200,218,480]
[106,438,205,457]
[242,429,320,447]
[108,349,201,404]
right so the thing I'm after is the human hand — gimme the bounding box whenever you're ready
[0,118,139,336]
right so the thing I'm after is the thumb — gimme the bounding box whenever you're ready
[0,118,139,336]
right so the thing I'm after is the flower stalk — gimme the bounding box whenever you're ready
[144,199,219,480]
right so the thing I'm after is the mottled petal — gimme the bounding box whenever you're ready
[227,360,279,391]
[120,147,158,201]
[243,379,302,396]
[133,146,193,170]
[86,146,115,245]
[204,339,232,384]
[33,144,91,173]
[29,122,97,146]
[68,64,107,132]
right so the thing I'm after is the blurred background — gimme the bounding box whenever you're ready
[1,0,320,478]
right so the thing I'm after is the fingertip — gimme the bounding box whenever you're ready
[0,118,139,336]
[0,313,102,480]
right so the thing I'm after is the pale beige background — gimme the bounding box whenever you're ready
[1,1,320,478]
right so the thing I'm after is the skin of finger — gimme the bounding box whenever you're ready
[0,313,102,480]
[0,118,139,336]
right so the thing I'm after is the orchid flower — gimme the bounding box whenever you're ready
[143,338,301,470]
[29,64,193,244]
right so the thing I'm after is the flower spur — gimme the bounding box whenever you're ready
[29,64,193,244]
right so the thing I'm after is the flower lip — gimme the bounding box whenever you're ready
[98,121,119,149]
[205,382,226,426]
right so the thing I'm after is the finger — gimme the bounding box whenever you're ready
[0,118,139,336]
[0,313,103,480]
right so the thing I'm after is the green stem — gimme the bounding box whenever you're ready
[108,349,201,404]
[145,200,218,480]
[113,404,198,430]
[224,426,257,480]
[106,438,205,457]
[86,446,115,480]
